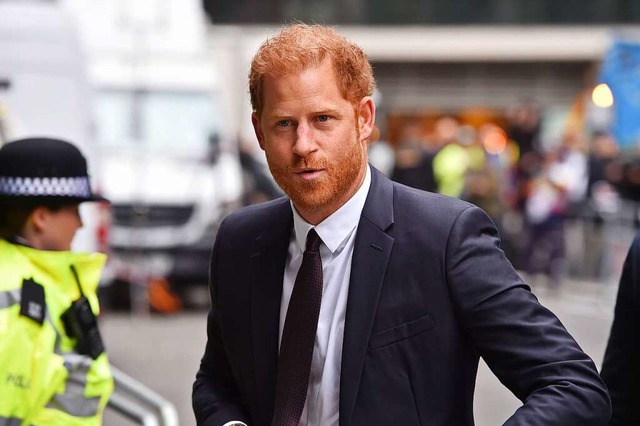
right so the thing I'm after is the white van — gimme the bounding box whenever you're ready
[0,0,106,253]
[1,0,245,299]
[64,0,244,295]
[94,88,243,291]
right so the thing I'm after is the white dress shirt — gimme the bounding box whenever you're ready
[279,166,371,426]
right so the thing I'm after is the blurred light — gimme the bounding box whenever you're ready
[482,127,507,155]
[592,83,614,108]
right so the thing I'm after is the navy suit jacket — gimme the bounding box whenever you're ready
[193,167,610,426]
[601,231,640,425]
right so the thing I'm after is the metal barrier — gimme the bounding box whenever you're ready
[565,199,639,284]
[106,365,179,426]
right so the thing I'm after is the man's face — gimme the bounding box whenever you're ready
[252,59,374,224]
[37,204,83,251]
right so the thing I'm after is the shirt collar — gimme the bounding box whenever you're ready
[292,165,371,254]
[6,235,32,248]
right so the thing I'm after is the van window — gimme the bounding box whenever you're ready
[95,90,221,156]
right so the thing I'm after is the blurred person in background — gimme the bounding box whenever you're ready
[523,148,569,288]
[366,124,395,177]
[192,22,610,426]
[523,131,588,289]
[606,156,640,206]
[390,120,436,191]
[464,124,501,221]
[431,116,469,198]
[601,230,640,425]
[432,116,487,200]
[556,131,589,278]
[506,101,542,214]
[587,132,619,201]
[238,136,284,206]
[584,132,621,280]
[500,102,543,270]
[0,138,113,424]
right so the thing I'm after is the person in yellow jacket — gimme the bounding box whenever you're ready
[0,138,113,425]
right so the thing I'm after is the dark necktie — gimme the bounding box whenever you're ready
[272,229,323,426]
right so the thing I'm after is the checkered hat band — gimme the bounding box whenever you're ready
[0,176,91,198]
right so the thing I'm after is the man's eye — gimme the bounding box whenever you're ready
[277,120,291,127]
[317,115,330,123]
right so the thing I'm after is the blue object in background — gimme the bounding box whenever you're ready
[599,39,640,150]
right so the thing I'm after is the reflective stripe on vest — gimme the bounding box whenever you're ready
[45,353,100,417]
[0,290,100,417]
[0,289,20,310]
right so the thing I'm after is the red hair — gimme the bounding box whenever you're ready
[249,23,375,116]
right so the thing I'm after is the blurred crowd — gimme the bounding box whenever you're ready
[367,102,640,288]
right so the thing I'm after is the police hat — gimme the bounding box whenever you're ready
[0,137,108,204]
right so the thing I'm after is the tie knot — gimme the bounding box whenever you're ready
[305,229,322,252]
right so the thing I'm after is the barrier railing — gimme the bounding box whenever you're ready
[106,365,179,426]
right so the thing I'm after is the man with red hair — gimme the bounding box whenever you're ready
[193,23,610,426]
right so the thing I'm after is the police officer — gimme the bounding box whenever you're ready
[0,137,113,425]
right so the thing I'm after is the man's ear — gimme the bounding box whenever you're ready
[252,112,265,151]
[357,96,376,143]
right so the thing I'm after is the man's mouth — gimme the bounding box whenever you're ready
[295,168,325,180]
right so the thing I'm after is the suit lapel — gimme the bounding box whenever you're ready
[340,168,395,426]
[250,199,292,423]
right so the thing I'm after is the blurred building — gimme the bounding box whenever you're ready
[199,0,640,287]
[201,0,640,150]
[203,0,640,25]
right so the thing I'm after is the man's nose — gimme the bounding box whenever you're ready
[292,123,317,157]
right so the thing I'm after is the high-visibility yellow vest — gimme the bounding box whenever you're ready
[0,239,114,426]
[433,143,471,198]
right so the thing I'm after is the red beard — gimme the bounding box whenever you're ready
[267,135,365,214]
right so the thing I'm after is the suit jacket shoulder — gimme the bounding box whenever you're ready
[217,196,292,250]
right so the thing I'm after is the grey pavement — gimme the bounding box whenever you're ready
[100,275,618,426]
[101,312,207,425]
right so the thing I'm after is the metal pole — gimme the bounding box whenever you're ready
[108,364,179,426]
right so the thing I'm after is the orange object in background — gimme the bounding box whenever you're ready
[148,277,183,314]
